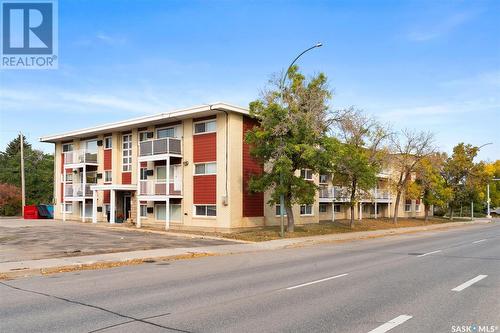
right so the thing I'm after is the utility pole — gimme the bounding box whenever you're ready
[20,132,26,210]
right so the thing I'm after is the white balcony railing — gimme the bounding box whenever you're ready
[319,186,392,202]
[64,183,95,198]
[139,137,182,157]
[139,180,182,196]
[63,150,98,165]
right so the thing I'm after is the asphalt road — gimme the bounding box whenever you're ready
[1,221,499,333]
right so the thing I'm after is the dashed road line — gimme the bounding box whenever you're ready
[452,275,488,292]
[367,315,413,333]
[286,273,348,290]
[417,250,442,257]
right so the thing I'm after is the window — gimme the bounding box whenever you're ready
[62,203,73,213]
[194,205,216,217]
[104,137,112,149]
[415,199,421,212]
[104,204,110,213]
[122,134,132,171]
[194,120,216,134]
[319,174,329,184]
[62,143,73,152]
[301,169,313,180]
[139,132,149,142]
[64,173,73,182]
[319,203,328,213]
[157,127,176,138]
[405,200,412,212]
[104,171,112,183]
[86,140,98,154]
[140,205,147,217]
[300,204,313,216]
[275,205,287,216]
[194,162,217,175]
[334,204,341,213]
[140,167,148,180]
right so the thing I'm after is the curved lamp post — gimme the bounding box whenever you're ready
[278,42,323,237]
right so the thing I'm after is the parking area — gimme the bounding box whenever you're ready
[0,218,233,263]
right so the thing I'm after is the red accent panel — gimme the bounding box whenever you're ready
[60,153,64,170]
[193,132,216,163]
[104,149,112,170]
[140,162,147,167]
[60,183,63,203]
[193,175,216,204]
[122,172,132,184]
[242,116,264,217]
[103,190,110,204]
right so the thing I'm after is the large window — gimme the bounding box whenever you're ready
[194,120,216,134]
[275,205,287,216]
[62,203,73,213]
[194,162,216,175]
[122,134,132,171]
[140,167,148,180]
[156,204,182,221]
[140,205,147,217]
[405,200,412,212]
[300,204,313,216]
[157,127,176,138]
[62,143,73,152]
[194,205,216,217]
[319,203,328,213]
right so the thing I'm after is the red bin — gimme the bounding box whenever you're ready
[23,205,39,219]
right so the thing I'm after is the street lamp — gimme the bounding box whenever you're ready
[278,42,323,238]
[475,142,493,220]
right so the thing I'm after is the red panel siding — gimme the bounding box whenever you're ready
[122,172,132,184]
[60,183,63,203]
[193,175,216,204]
[104,149,112,170]
[193,133,216,163]
[140,161,147,168]
[103,190,110,204]
[242,116,264,217]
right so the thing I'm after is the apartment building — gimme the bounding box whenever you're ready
[40,102,428,232]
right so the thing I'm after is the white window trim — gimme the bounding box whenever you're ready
[104,136,112,149]
[275,204,288,217]
[61,203,73,213]
[193,119,217,135]
[193,205,217,218]
[104,171,112,183]
[140,204,148,217]
[300,204,314,216]
[122,134,132,172]
[404,203,412,212]
[319,174,329,184]
[319,203,328,213]
[62,143,73,152]
[138,131,150,142]
[193,162,217,175]
[301,169,313,181]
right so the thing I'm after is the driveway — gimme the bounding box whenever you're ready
[0,218,233,263]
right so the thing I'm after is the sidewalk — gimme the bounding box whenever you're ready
[1,219,493,279]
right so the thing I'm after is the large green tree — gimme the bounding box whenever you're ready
[0,135,54,215]
[329,107,389,228]
[246,66,334,232]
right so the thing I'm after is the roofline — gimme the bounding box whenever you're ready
[39,102,249,143]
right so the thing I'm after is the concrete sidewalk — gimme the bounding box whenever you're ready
[1,219,493,279]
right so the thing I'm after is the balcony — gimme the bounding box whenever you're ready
[63,150,98,165]
[319,186,392,202]
[139,180,182,197]
[64,183,95,199]
[139,138,182,158]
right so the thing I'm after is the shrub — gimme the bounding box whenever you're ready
[0,183,22,216]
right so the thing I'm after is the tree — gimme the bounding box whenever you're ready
[390,129,435,223]
[0,183,22,216]
[442,143,489,219]
[406,154,452,222]
[485,160,500,209]
[329,108,389,228]
[246,66,333,232]
[0,135,54,215]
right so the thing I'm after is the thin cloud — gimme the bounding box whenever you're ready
[407,11,477,42]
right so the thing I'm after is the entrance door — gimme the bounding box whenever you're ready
[124,195,131,220]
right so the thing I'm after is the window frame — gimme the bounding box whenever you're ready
[275,204,288,217]
[319,174,329,184]
[301,169,313,181]
[300,204,314,216]
[104,137,112,149]
[62,143,73,152]
[122,134,132,172]
[194,162,217,175]
[193,119,217,135]
[319,203,328,213]
[193,205,217,217]
[61,203,73,213]
[156,126,176,139]
[104,171,112,183]
[140,204,148,217]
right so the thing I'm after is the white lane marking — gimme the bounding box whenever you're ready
[367,315,413,333]
[452,275,488,292]
[472,239,487,244]
[417,250,442,257]
[286,273,348,290]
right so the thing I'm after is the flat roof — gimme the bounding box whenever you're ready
[40,102,249,143]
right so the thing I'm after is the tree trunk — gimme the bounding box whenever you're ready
[393,191,402,224]
[448,206,453,221]
[285,195,294,232]
[350,204,355,229]
[424,204,429,224]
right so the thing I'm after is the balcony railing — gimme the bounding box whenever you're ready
[139,180,182,196]
[139,138,182,157]
[319,186,392,201]
[64,183,95,198]
[63,150,98,165]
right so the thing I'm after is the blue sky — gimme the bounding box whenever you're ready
[1,0,499,161]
